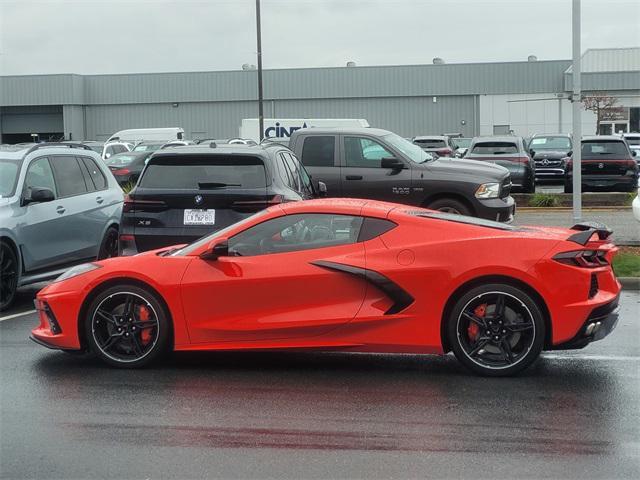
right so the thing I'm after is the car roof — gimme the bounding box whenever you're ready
[291,127,389,137]
[413,135,447,140]
[280,198,398,217]
[582,135,625,142]
[472,136,522,143]
[531,133,571,138]
[0,143,103,160]
[149,143,281,159]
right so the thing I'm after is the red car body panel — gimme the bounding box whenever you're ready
[32,199,621,356]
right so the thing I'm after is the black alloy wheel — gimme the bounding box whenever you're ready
[98,226,119,260]
[85,285,169,367]
[448,284,545,376]
[0,241,18,312]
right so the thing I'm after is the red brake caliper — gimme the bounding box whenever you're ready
[468,304,487,340]
[137,305,152,345]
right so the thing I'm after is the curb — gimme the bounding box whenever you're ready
[517,207,632,212]
[618,277,640,290]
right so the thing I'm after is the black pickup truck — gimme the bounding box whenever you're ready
[288,127,516,222]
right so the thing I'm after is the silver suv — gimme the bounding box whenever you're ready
[0,143,124,310]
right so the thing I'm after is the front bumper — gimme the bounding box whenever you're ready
[550,294,620,350]
[535,167,565,179]
[474,195,516,223]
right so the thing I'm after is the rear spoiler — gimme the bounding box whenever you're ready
[567,222,613,246]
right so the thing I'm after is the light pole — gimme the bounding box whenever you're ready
[572,0,582,222]
[255,0,265,141]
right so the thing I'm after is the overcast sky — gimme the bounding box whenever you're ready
[1,0,638,75]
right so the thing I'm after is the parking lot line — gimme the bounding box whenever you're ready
[0,309,37,322]
[542,353,639,361]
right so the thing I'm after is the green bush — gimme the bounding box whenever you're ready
[121,181,136,194]
[613,253,640,278]
[528,193,560,208]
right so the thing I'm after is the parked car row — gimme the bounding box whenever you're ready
[411,132,639,193]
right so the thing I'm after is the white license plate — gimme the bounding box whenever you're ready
[183,209,215,225]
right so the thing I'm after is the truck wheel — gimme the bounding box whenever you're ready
[427,198,471,216]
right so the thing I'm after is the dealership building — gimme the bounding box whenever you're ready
[0,47,638,144]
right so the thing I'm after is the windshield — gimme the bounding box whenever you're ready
[414,138,446,148]
[471,142,518,155]
[106,154,138,166]
[383,133,433,163]
[0,159,22,197]
[172,209,271,256]
[452,138,471,149]
[530,137,571,150]
[134,143,164,152]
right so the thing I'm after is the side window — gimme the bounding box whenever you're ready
[290,153,314,196]
[114,144,127,154]
[277,153,296,190]
[229,213,364,257]
[105,145,115,158]
[344,137,394,168]
[282,152,302,192]
[301,136,335,167]
[50,156,88,197]
[80,157,107,191]
[24,157,57,198]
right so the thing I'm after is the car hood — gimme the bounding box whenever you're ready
[533,150,569,160]
[426,157,509,180]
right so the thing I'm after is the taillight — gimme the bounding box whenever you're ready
[231,195,286,211]
[437,148,452,156]
[112,168,130,175]
[553,250,609,268]
[123,194,167,213]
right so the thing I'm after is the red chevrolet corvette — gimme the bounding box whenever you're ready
[31,199,621,376]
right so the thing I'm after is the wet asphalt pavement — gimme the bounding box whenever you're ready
[1,291,639,479]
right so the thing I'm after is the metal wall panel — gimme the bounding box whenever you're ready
[1,61,571,107]
[564,71,640,92]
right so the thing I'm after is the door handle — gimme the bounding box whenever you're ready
[56,206,66,214]
[345,175,363,180]
[96,196,104,204]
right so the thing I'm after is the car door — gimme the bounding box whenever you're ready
[18,156,78,272]
[180,212,367,344]
[340,135,412,202]
[48,155,100,262]
[297,135,342,195]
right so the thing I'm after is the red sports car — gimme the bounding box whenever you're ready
[31,199,621,376]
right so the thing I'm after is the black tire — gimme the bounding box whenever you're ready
[524,178,536,194]
[84,284,170,368]
[0,241,19,312]
[563,180,573,194]
[97,226,119,260]
[427,198,471,216]
[446,283,545,377]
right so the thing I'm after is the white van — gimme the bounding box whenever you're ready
[240,118,369,143]
[107,127,185,144]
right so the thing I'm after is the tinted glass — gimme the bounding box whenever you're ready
[383,133,431,163]
[24,157,57,197]
[581,141,630,159]
[344,137,394,168]
[50,156,88,197]
[80,157,107,190]
[113,144,127,154]
[301,136,335,167]
[138,156,266,189]
[471,142,518,154]
[0,160,21,197]
[282,152,302,191]
[452,138,471,149]
[229,213,363,256]
[277,153,297,190]
[106,154,138,166]
[134,143,164,152]
[529,137,571,150]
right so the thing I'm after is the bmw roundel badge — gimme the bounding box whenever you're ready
[194,195,204,205]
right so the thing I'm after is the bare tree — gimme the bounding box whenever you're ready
[581,93,624,134]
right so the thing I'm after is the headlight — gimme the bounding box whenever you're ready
[54,263,102,283]
[475,182,500,199]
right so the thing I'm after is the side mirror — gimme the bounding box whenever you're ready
[24,187,55,205]
[200,239,229,260]
[632,150,637,157]
[317,181,328,197]
[381,157,405,170]
[567,151,573,157]
[529,149,535,157]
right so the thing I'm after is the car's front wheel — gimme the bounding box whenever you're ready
[84,284,170,368]
[447,283,545,376]
[427,198,471,216]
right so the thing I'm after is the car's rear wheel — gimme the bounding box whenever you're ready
[427,198,471,216]
[564,180,573,194]
[0,241,18,312]
[97,226,119,260]
[447,283,545,376]
[84,285,170,368]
